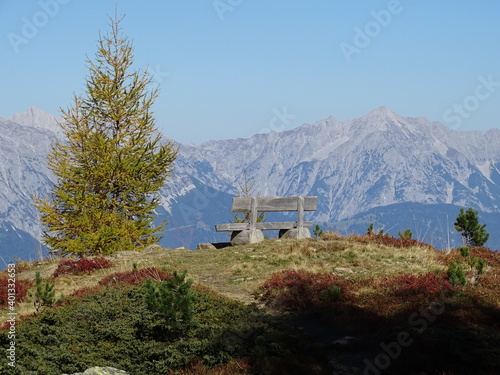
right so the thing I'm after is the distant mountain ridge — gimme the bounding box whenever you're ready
[176,106,500,219]
[1,106,500,260]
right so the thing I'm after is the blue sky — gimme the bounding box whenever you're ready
[1,0,500,144]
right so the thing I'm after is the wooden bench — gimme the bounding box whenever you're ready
[215,196,318,245]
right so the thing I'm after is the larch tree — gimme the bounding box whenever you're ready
[35,16,178,256]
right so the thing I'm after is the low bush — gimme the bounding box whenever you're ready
[468,247,500,266]
[53,257,112,277]
[257,270,350,311]
[0,281,309,375]
[0,278,32,308]
[98,267,171,286]
[447,261,467,286]
[390,273,453,301]
[33,272,62,314]
[144,270,194,332]
[445,246,491,286]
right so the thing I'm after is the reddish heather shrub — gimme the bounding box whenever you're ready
[258,270,350,311]
[389,273,453,301]
[478,273,500,289]
[98,267,172,286]
[53,257,112,277]
[469,247,500,266]
[0,278,33,307]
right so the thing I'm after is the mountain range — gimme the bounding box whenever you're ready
[1,105,499,261]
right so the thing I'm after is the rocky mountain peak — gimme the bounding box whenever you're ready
[9,106,62,134]
[362,106,401,121]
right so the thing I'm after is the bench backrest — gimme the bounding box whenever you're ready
[231,196,317,213]
[231,196,317,231]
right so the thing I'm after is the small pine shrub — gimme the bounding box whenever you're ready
[447,260,467,286]
[319,284,341,303]
[53,257,112,277]
[398,228,412,240]
[460,246,470,257]
[366,223,374,235]
[312,224,324,239]
[474,257,487,275]
[144,270,194,331]
[446,247,489,286]
[33,272,60,313]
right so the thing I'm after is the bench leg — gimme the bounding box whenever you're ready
[231,229,264,246]
[278,228,311,240]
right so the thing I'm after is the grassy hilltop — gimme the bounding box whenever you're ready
[1,234,499,374]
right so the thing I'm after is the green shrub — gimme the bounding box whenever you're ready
[454,207,489,246]
[398,228,412,240]
[319,284,341,303]
[366,223,374,235]
[144,270,194,332]
[451,247,488,285]
[474,257,487,275]
[460,246,470,257]
[447,260,467,286]
[0,281,302,374]
[33,272,62,314]
[312,224,324,239]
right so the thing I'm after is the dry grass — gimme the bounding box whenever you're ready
[1,236,446,324]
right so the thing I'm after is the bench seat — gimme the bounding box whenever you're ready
[215,221,313,232]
